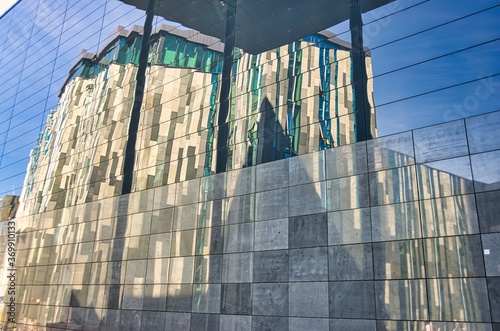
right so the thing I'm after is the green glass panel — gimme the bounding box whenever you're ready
[185,43,196,67]
[163,36,177,66]
[176,39,187,66]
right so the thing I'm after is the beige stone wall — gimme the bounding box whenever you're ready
[135,67,215,189]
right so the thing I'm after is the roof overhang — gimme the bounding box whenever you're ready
[120,0,394,54]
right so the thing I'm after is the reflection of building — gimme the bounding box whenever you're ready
[0,2,499,329]
[19,25,376,216]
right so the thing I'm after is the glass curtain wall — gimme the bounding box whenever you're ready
[0,0,498,330]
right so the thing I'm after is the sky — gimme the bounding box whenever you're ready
[0,0,499,196]
[329,0,500,135]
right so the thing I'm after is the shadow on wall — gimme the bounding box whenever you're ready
[245,97,287,167]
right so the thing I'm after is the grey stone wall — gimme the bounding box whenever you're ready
[2,111,500,330]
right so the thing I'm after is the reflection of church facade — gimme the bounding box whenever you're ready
[19,25,376,215]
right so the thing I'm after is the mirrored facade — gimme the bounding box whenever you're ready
[17,22,377,215]
[0,0,499,330]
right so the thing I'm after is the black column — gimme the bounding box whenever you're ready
[107,0,156,312]
[350,0,373,142]
[121,0,156,194]
[215,0,237,173]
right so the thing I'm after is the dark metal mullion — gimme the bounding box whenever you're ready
[121,0,156,194]
[350,0,372,142]
[106,0,157,312]
[216,0,237,173]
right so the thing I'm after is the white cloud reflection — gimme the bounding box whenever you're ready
[0,0,18,16]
